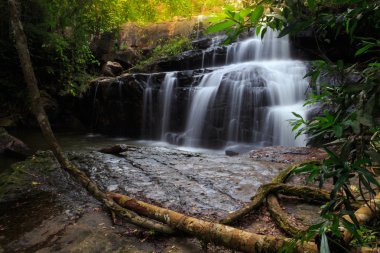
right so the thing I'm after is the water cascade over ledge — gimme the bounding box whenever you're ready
[142,30,308,149]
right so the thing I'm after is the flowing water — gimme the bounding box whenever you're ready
[143,30,308,149]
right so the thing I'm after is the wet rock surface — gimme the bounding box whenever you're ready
[249,146,327,164]
[1,145,325,252]
[71,146,283,217]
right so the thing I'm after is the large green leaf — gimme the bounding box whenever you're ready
[206,19,235,33]
[250,6,264,23]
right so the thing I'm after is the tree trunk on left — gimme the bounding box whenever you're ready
[7,0,175,235]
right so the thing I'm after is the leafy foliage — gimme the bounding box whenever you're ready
[2,0,231,97]
[207,0,380,251]
[134,36,193,70]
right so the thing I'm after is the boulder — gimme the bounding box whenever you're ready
[101,61,123,77]
[225,144,256,156]
[101,48,139,70]
[99,144,129,155]
[0,128,32,158]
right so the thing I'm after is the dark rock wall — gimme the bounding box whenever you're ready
[75,75,145,136]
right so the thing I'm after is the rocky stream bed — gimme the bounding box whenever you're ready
[0,145,325,253]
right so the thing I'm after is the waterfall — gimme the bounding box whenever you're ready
[160,72,177,140]
[142,75,154,138]
[142,29,308,148]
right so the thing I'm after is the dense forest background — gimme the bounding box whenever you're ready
[1,0,380,252]
[0,0,228,127]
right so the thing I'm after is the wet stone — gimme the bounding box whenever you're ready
[70,145,282,217]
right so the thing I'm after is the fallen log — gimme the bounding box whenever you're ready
[108,192,318,253]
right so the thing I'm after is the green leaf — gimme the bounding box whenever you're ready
[341,219,361,242]
[356,167,380,188]
[255,26,262,36]
[207,16,226,23]
[206,19,235,34]
[261,27,267,39]
[307,0,316,11]
[348,120,361,134]
[292,112,303,119]
[359,175,376,195]
[355,44,374,56]
[250,6,264,23]
[293,164,320,174]
[320,233,331,253]
[239,8,252,18]
[333,125,343,138]
[292,122,302,131]
[307,169,320,183]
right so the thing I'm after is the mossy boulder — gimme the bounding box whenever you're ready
[0,151,57,202]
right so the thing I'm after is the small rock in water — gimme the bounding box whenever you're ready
[225,144,256,156]
[225,150,239,156]
[99,144,129,155]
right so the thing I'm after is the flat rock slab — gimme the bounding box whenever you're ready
[71,146,283,218]
[249,146,327,164]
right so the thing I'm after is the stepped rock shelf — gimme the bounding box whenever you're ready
[79,30,311,149]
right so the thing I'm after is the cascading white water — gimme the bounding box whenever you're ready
[160,72,177,140]
[142,75,154,138]
[183,30,307,147]
[144,29,309,148]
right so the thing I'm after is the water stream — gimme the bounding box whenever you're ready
[142,30,308,149]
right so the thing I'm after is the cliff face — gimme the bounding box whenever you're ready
[118,18,199,50]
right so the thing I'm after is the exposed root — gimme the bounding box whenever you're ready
[220,183,329,225]
[272,160,321,184]
[267,194,302,237]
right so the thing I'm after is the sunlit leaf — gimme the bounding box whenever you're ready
[206,19,235,33]
[250,6,264,23]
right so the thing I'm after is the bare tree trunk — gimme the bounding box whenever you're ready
[8,0,174,235]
